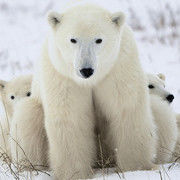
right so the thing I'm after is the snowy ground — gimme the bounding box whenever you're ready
[0,0,180,179]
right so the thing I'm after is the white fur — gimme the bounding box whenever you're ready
[147,73,170,100]
[0,75,32,119]
[147,74,178,164]
[0,117,11,158]
[93,26,157,172]
[174,114,180,161]
[150,95,177,163]
[0,75,32,158]
[10,97,48,170]
[39,53,95,179]
[32,4,156,179]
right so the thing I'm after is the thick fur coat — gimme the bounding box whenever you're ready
[31,4,157,179]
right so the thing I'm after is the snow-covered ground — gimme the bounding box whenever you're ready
[0,0,180,179]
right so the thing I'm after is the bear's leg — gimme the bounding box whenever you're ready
[107,108,157,171]
[94,84,157,171]
[44,86,95,180]
[155,120,177,164]
[0,119,11,159]
[10,97,48,170]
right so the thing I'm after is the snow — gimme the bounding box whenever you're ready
[0,0,180,179]
[94,165,180,180]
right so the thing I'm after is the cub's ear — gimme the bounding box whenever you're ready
[111,12,125,27]
[47,11,63,29]
[157,73,165,81]
[0,80,6,90]
[0,80,7,97]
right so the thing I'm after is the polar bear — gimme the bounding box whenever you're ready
[31,4,156,179]
[0,75,32,158]
[147,73,177,164]
[10,97,48,170]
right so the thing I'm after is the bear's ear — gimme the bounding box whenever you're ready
[47,11,62,29]
[157,73,166,81]
[111,12,125,27]
[0,80,6,94]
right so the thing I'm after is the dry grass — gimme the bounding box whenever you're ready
[95,133,180,180]
[0,139,50,180]
[0,110,180,179]
[0,95,50,180]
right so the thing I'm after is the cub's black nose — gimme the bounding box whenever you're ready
[166,94,174,103]
[80,68,94,78]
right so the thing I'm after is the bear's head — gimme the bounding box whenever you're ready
[47,5,125,85]
[0,75,32,118]
[147,73,174,103]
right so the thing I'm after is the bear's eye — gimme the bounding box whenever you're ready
[70,39,77,44]
[10,95,15,100]
[148,85,155,89]
[27,92,31,97]
[95,39,102,44]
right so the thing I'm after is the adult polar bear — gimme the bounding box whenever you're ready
[32,4,156,179]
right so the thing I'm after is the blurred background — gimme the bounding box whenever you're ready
[0,0,180,112]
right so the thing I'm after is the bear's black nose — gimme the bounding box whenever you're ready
[166,94,174,103]
[80,68,94,78]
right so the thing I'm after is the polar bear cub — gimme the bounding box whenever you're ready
[0,76,48,170]
[0,75,32,158]
[10,97,48,170]
[147,73,177,164]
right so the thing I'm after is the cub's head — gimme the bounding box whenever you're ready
[47,4,125,84]
[147,73,174,103]
[0,75,32,117]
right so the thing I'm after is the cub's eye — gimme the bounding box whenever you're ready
[11,95,15,100]
[148,85,155,89]
[70,39,77,44]
[95,39,102,44]
[27,92,31,97]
